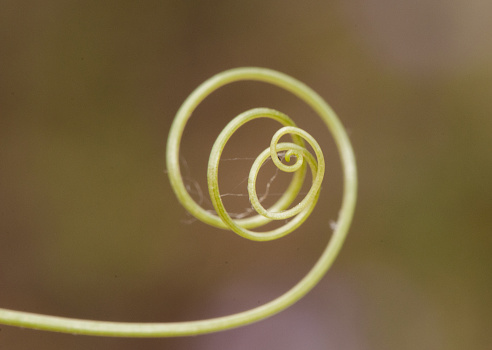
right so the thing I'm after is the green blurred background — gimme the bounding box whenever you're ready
[1,1,491,349]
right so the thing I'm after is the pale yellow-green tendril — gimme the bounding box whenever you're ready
[0,67,357,337]
[206,108,324,241]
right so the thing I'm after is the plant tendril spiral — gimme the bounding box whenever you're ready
[0,67,357,337]
[205,107,325,241]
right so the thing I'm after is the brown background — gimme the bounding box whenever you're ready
[1,1,491,349]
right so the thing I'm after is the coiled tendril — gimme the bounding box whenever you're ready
[204,108,325,241]
[0,67,357,337]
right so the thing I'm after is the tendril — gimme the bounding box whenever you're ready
[0,67,357,337]
[206,108,324,241]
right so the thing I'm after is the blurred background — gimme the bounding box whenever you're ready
[1,1,491,349]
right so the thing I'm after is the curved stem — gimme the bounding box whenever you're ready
[0,67,357,337]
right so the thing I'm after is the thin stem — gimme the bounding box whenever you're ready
[0,67,357,337]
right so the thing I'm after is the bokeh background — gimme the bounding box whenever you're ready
[1,1,491,349]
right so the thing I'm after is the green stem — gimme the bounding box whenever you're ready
[0,67,357,337]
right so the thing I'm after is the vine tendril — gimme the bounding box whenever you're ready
[205,107,324,241]
[0,67,357,337]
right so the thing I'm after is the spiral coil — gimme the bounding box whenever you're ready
[205,107,325,241]
[0,67,357,337]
